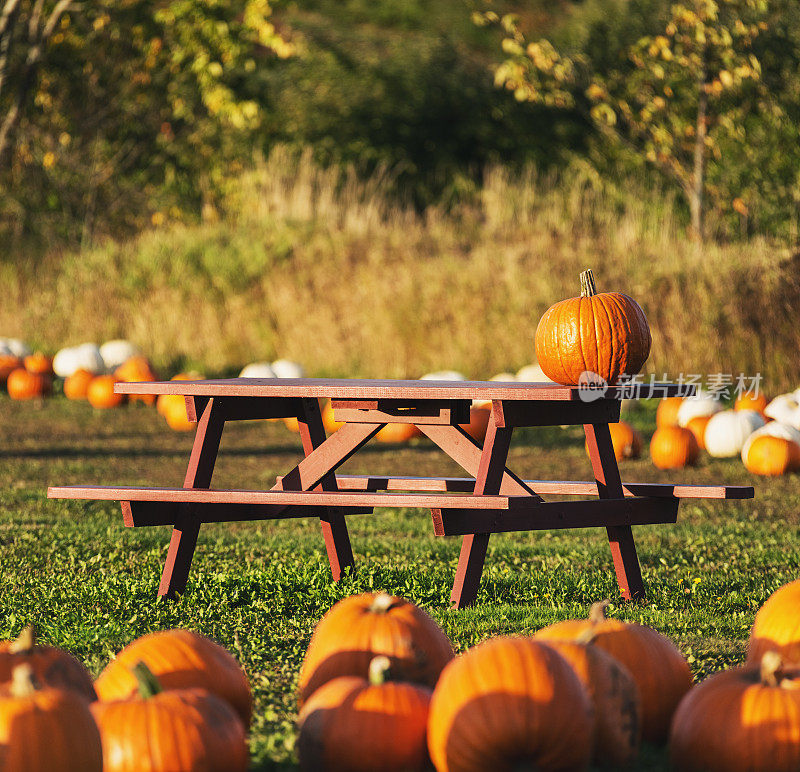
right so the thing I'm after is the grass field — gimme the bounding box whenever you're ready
[2,395,798,769]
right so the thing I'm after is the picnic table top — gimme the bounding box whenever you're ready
[115,378,693,402]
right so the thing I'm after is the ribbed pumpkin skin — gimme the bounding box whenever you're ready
[748,580,800,665]
[427,637,594,772]
[0,640,96,702]
[298,593,454,706]
[297,675,431,772]
[92,688,248,772]
[535,612,692,744]
[539,640,641,768]
[0,685,102,771]
[95,629,252,726]
[669,663,800,772]
[650,426,699,469]
[743,436,800,476]
[535,290,651,386]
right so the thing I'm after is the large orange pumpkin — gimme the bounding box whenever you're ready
[686,414,712,450]
[63,368,94,400]
[87,374,126,409]
[649,425,699,469]
[0,626,96,702]
[535,269,651,386]
[0,664,103,771]
[91,662,248,772]
[95,629,252,727]
[748,579,800,665]
[6,367,51,400]
[585,420,642,461]
[656,396,684,428]
[743,435,800,476]
[23,352,54,376]
[0,354,22,383]
[298,592,454,707]
[539,639,640,767]
[670,653,800,772]
[114,355,158,405]
[297,656,432,772]
[534,601,692,744]
[427,636,594,772]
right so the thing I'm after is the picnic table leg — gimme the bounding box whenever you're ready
[297,398,355,581]
[158,397,225,599]
[584,422,646,601]
[450,416,514,609]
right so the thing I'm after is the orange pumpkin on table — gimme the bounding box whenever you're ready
[748,579,800,665]
[114,355,158,405]
[298,592,454,707]
[6,367,51,400]
[585,420,642,461]
[656,396,684,428]
[535,268,651,386]
[427,636,595,772]
[87,375,126,409]
[534,600,692,744]
[0,665,103,771]
[92,662,248,772]
[670,653,800,772]
[95,629,252,728]
[23,352,54,377]
[297,656,431,772]
[650,425,699,469]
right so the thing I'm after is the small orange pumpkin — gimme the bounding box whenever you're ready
[0,664,103,771]
[297,656,432,772]
[160,394,194,431]
[0,354,23,383]
[95,629,252,727]
[114,355,158,405]
[23,352,54,376]
[735,391,769,416]
[460,406,491,443]
[376,423,422,443]
[156,372,203,417]
[748,579,800,665]
[656,396,684,428]
[0,626,96,701]
[585,420,642,461]
[6,367,51,400]
[321,400,344,434]
[63,368,94,400]
[686,414,712,450]
[535,268,651,386]
[298,592,454,707]
[743,435,800,476]
[649,425,699,469]
[534,601,692,744]
[427,636,595,772]
[92,662,248,772]
[670,653,800,772]
[87,375,125,409]
[539,638,641,767]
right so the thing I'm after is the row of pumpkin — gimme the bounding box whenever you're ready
[3,578,800,771]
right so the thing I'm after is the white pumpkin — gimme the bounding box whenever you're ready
[239,362,276,378]
[420,371,467,381]
[489,372,516,382]
[741,421,800,464]
[1,338,31,358]
[271,359,305,379]
[53,343,105,377]
[99,340,140,371]
[704,409,765,458]
[765,393,800,429]
[516,363,553,382]
[677,392,724,427]
[0,341,12,356]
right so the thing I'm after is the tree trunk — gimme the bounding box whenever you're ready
[691,69,708,241]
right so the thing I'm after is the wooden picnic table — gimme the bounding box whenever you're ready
[48,378,754,608]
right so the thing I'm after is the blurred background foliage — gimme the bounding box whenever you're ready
[1,0,799,253]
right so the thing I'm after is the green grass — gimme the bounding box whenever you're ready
[1,396,798,769]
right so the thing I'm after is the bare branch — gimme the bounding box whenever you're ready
[0,0,22,41]
[0,0,22,101]
[42,0,74,41]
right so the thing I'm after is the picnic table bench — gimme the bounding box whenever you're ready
[48,378,754,608]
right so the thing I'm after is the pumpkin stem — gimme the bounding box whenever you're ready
[368,655,392,686]
[580,269,598,297]
[575,627,598,645]
[131,661,163,699]
[9,625,36,654]
[588,600,611,624]
[760,651,784,687]
[10,664,38,698]
[369,592,397,614]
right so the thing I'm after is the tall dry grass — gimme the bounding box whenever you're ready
[3,147,798,389]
